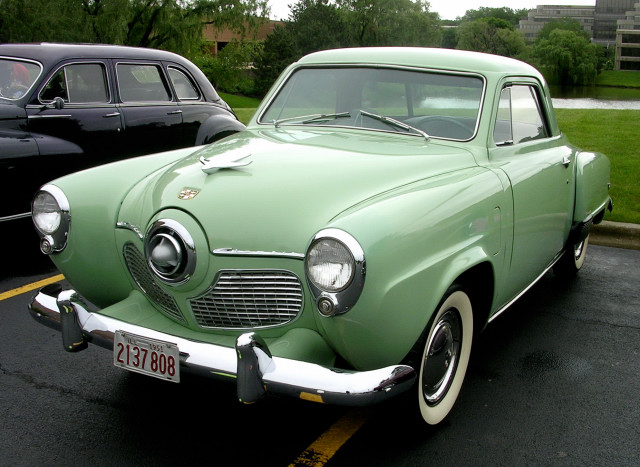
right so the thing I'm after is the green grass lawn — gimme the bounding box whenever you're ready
[219,92,260,124]
[556,109,639,224]
[220,90,638,225]
[596,70,640,88]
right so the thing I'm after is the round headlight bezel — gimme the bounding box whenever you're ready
[305,229,365,317]
[144,219,196,285]
[32,184,70,254]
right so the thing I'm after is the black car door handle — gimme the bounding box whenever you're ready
[167,110,183,115]
[103,112,121,118]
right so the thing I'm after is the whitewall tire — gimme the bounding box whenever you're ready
[418,288,473,425]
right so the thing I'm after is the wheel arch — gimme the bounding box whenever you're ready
[453,261,495,335]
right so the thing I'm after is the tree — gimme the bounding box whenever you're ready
[532,29,600,85]
[337,0,441,47]
[536,17,591,43]
[456,18,526,58]
[252,0,348,96]
[0,0,267,56]
[459,6,529,27]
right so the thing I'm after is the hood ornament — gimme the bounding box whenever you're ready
[200,149,252,174]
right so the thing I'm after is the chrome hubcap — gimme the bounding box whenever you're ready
[422,309,462,406]
[574,240,585,261]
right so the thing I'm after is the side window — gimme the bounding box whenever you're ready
[168,67,199,100]
[116,64,171,102]
[40,63,109,104]
[494,84,548,145]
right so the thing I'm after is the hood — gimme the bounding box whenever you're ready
[118,128,477,254]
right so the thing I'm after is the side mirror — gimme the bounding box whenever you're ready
[45,97,65,110]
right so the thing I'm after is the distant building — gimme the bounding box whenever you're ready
[594,0,637,45]
[615,2,640,70]
[518,1,635,45]
[203,19,282,55]
[518,5,595,42]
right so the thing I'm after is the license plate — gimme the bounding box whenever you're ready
[114,331,180,382]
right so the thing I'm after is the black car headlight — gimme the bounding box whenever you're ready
[32,185,70,254]
[305,229,365,316]
[145,219,196,284]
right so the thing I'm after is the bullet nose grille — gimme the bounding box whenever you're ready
[190,270,303,329]
[123,242,186,323]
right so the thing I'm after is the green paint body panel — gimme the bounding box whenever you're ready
[43,48,611,371]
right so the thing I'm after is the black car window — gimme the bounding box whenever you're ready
[494,84,549,145]
[0,58,41,100]
[168,67,199,100]
[117,64,171,102]
[40,63,109,104]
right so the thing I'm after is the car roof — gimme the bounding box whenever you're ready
[0,42,189,66]
[296,47,543,79]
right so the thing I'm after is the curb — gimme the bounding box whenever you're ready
[590,221,640,250]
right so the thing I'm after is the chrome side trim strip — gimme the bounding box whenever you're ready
[488,251,563,324]
[27,114,73,119]
[212,248,305,260]
[116,221,144,240]
[0,212,31,222]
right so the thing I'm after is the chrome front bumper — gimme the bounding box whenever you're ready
[29,285,416,406]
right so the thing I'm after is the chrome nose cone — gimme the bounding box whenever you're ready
[149,233,182,275]
[144,219,196,284]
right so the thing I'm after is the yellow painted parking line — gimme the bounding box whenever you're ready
[0,274,65,301]
[289,408,371,466]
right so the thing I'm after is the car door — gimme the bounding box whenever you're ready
[488,81,575,304]
[115,62,184,156]
[26,60,124,166]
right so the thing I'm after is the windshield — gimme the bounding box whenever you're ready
[0,58,41,100]
[260,67,485,141]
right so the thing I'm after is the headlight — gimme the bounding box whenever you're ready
[145,219,196,284]
[305,229,365,316]
[32,185,70,254]
[306,238,355,292]
[32,191,61,234]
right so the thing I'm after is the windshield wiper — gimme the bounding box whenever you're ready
[357,110,430,141]
[273,112,351,128]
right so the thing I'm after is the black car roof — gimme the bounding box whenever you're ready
[0,42,189,65]
[0,42,220,102]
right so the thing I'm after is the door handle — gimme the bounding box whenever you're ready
[103,112,121,118]
[167,110,183,115]
[561,156,571,168]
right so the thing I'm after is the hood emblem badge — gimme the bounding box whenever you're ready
[178,188,200,200]
[200,150,252,174]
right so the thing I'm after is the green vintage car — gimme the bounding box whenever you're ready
[29,47,611,425]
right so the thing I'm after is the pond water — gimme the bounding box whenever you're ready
[550,84,640,109]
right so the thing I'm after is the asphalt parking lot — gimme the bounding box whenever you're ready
[1,235,638,466]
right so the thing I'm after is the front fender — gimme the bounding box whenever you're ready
[43,147,200,307]
[315,167,507,370]
[574,151,611,223]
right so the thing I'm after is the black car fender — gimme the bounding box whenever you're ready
[195,114,246,145]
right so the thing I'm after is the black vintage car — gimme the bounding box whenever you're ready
[1,43,244,233]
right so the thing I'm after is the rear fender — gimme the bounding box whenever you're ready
[573,151,611,225]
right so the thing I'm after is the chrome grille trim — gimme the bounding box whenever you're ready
[122,242,186,323]
[190,270,303,329]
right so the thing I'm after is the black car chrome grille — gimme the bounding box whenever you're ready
[123,242,186,323]
[190,270,303,329]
